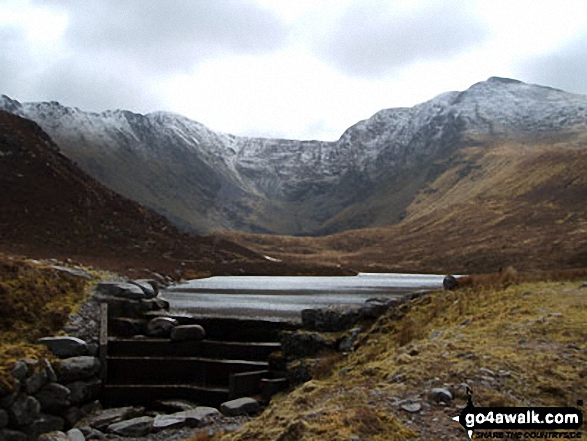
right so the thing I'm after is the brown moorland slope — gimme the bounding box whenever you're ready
[222,137,587,274]
[0,111,278,277]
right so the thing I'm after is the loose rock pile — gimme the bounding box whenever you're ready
[0,339,102,440]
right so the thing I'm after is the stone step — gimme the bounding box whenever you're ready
[106,356,270,387]
[108,338,281,361]
[143,314,297,342]
[100,384,230,408]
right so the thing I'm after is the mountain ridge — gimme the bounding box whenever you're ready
[2,77,586,236]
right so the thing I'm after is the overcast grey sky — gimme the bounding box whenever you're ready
[1,0,587,140]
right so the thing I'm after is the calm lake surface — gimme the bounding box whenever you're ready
[160,273,445,322]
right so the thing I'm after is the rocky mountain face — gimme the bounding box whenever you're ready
[0,110,264,276]
[2,77,587,235]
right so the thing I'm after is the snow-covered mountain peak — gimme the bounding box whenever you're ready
[2,78,587,234]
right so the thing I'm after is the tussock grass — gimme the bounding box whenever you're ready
[0,256,94,390]
[211,276,587,440]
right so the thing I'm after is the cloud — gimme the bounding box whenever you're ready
[314,0,489,78]
[41,0,289,74]
[0,25,33,94]
[517,31,587,95]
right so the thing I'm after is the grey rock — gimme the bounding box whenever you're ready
[38,337,88,358]
[9,394,41,426]
[429,387,453,403]
[0,408,8,428]
[580,282,587,289]
[63,401,101,428]
[67,428,86,441]
[443,275,458,290]
[220,397,260,416]
[95,282,145,300]
[11,362,28,381]
[400,402,422,413]
[44,360,58,383]
[152,414,187,432]
[281,330,336,358]
[77,426,106,440]
[161,407,221,428]
[339,328,361,352]
[140,298,169,312]
[81,406,145,431]
[107,416,153,437]
[146,317,178,338]
[66,379,101,406]
[57,357,100,383]
[24,369,48,395]
[128,280,157,298]
[0,429,27,441]
[301,306,361,332]
[35,383,71,414]
[95,296,142,318]
[38,431,69,441]
[170,325,206,342]
[479,367,495,377]
[109,318,146,337]
[50,266,94,280]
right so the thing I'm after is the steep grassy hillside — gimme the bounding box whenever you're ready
[0,111,274,278]
[0,255,95,389]
[203,277,587,440]
[224,138,587,274]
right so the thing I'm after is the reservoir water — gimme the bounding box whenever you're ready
[160,273,445,322]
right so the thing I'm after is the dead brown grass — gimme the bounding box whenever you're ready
[0,256,94,390]
[213,277,587,440]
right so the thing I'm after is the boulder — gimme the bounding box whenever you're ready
[95,282,146,300]
[301,306,360,332]
[429,387,453,403]
[66,428,86,441]
[153,407,222,432]
[338,328,362,352]
[56,357,100,383]
[109,318,145,337]
[146,317,178,338]
[50,266,94,280]
[35,383,71,414]
[140,298,170,312]
[161,407,221,428]
[38,337,88,359]
[170,325,206,342]
[24,368,48,395]
[81,406,145,431]
[66,379,102,406]
[129,280,158,298]
[107,416,153,437]
[220,397,260,416]
[281,331,336,358]
[11,361,29,381]
[8,394,41,426]
[96,296,142,318]
[443,275,458,291]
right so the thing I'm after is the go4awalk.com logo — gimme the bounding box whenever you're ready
[452,388,584,439]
